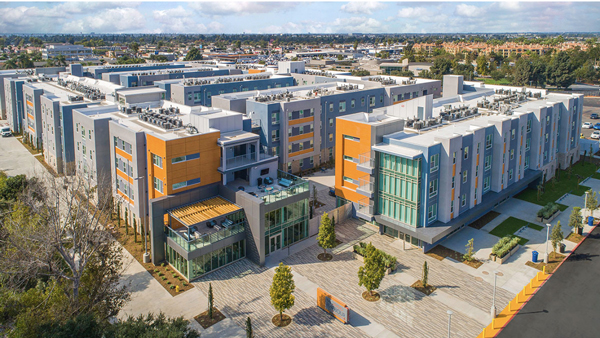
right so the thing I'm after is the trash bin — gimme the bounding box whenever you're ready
[532,251,539,263]
[589,216,594,226]
[559,243,566,254]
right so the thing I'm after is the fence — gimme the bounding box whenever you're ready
[308,202,352,237]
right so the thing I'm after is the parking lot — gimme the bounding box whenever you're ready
[580,98,600,141]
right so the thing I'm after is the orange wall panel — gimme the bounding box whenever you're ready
[115,146,133,162]
[335,118,373,204]
[288,116,314,126]
[289,132,314,143]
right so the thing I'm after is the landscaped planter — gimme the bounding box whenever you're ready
[496,244,520,264]
[490,254,496,262]
[538,210,560,223]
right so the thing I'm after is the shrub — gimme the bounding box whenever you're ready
[154,269,159,273]
[158,272,164,276]
[492,236,520,258]
[166,268,170,271]
[161,263,165,267]
[166,281,171,285]
[537,202,560,220]
[161,276,167,281]
[354,242,395,269]
[170,285,176,289]
[172,273,178,278]
[182,282,188,286]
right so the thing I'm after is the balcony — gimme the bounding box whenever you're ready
[219,152,274,173]
[357,152,375,174]
[227,170,309,205]
[356,175,374,198]
[357,198,374,221]
[167,218,245,252]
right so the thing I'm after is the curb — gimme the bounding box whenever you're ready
[490,222,598,337]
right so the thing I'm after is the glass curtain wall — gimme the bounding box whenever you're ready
[264,199,309,256]
[377,153,422,227]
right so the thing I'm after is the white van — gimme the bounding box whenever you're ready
[1,126,11,137]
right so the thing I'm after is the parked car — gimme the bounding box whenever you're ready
[0,126,10,137]
[594,123,600,130]
[329,187,336,197]
[583,122,593,129]
[592,113,599,119]
[592,131,600,139]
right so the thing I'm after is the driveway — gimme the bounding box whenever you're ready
[498,226,600,338]
[0,128,44,177]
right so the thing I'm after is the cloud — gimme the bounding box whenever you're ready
[396,6,428,18]
[153,6,224,33]
[63,7,146,33]
[332,17,383,33]
[340,2,386,15]
[189,2,296,17]
[454,4,487,18]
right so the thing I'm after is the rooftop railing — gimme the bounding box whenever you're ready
[166,219,245,252]
[262,170,309,205]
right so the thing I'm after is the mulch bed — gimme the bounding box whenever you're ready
[317,253,333,261]
[566,232,585,243]
[411,280,437,296]
[17,137,42,156]
[468,211,501,230]
[426,245,483,269]
[107,216,194,296]
[361,291,380,302]
[272,314,292,327]
[525,251,566,274]
[195,307,226,329]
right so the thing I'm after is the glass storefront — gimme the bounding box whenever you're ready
[165,239,245,281]
[382,225,421,248]
[264,199,309,256]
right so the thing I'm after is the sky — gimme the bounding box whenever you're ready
[0,1,599,35]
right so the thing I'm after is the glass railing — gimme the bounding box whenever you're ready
[358,176,374,193]
[262,170,309,204]
[358,152,375,168]
[358,198,374,216]
[167,220,246,252]
[225,152,257,169]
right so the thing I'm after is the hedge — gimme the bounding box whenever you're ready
[536,202,560,220]
[491,236,520,258]
[353,242,397,269]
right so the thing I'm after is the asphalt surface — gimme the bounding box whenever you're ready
[498,226,600,338]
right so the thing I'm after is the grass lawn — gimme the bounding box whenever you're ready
[566,232,585,243]
[514,162,599,206]
[426,245,483,269]
[593,172,600,180]
[489,216,533,245]
[474,77,512,85]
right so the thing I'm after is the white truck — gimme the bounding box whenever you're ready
[1,126,11,137]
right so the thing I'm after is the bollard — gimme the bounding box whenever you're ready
[483,326,486,337]
[176,285,180,293]
[543,265,546,274]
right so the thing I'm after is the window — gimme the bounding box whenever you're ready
[152,154,162,168]
[88,130,92,139]
[369,96,375,107]
[361,97,365,106]
[310,108,314,116]
[310,123,314,133]
[339,101,346,113]
[477,143,480,154]
[329,118,333,127]
[343,176,353,183]
[476,165,479,177]
[344,155,353,162]
[464,146,469,160]
[486,134,493,149]
[428,204,437,221]
[380,95,383,103]
[299,126,304,135]
[299,143,304,151]
[429,179,438,197]
[544,151,547,160]
[153,177,163,193]
[288,145,292,153]
[461,194,466,207]
[510,149,514,160]
[343,135,360,142]
[288,111,292,120]
[299,109,304,118]
[351,99,355,108]
[525,138,530,151]
[546,115,550,125]
[271,146,278,155]
[450,201,454,214]
[453,152,456,164]
[329,134,333,142]
[271,112,279,125]
[172,178,201,190]
[524,155,530,169]
[171,153,200,164]
[430,154,439,172]
[271,130,279,142]
[511,129,515,140]
[451,177,455,189]
[463,170,468,183]
[483,177,490,192]
[509,169,513,180]
[329,103,333,112]
[527,120,532,132]
[288,127,292,137]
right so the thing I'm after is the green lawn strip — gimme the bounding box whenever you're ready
[474,77,512,85]
[557,203,569,211]
[490,216,531,238]
[514,236,529,246]
[593,172,600,180]
[514,163,598,206]
[527,223,544,231]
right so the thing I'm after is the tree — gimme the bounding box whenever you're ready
[586,190,598,216]
[130,42,140,54]
[353,40,359,51]
[537,183,544,201]
[270,263,295,322]
[358,243,385,298]
[133,217,138,243]
[513,58,532,86]
[0,173,129,324]
[422,261,429,287]
[184,47,202,61]
[551,221,564,253]
[246,317,253,338]
[125,208,129,235]
[208,283,214,319]
[312,185,318,207]
[476,55,489,76]
[546,51,575,89]
[569,206,583,233]
[463,238,475,262]
[317,212,336,258]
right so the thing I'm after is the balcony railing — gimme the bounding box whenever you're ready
[262,170,309,205]
[225,152,257,169]
[358,152,375,169]
[358,175,374,193]
[358,198,374,216]
[167,220,245,252]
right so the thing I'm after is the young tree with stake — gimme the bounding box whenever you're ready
[208,283,214,319]
[317,212,336,259]
[270,263,295,323]
[358,243,385,299]
[422,261,429,287]
[551,221,564,253]
[246,317,253,338]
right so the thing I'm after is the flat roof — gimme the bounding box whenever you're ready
[117,87,166,96]
[373,143,423,159]
[169,196,241,227]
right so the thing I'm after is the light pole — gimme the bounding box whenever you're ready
[491,271,499,318]
[585,190,590,223]
[544,223,551,264]
[134,176,150,263]
[447,310,453,338]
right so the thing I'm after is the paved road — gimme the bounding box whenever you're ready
[498,226,600,338]
[0,129,43,176]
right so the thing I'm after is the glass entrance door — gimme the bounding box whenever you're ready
[270,234,281,253]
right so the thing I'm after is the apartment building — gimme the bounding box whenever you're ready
[336,76,582,251]
[169,74,294,107]
[213,75,441,173]
[101,67,236,87]
[22,83,44,146]
[85,63,187,80]
[0,70,22,119]
[4,78,25,133]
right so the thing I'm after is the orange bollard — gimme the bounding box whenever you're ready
[483,326,486,337]
[543,265,546,274]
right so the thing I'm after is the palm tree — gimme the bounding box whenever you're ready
[2,58,17,69]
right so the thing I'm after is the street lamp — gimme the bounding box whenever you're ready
[585,190,590,222]
[134,176,150,263]
[447,310,453,338]
[491,271,499,318]
[544,223,551,264]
